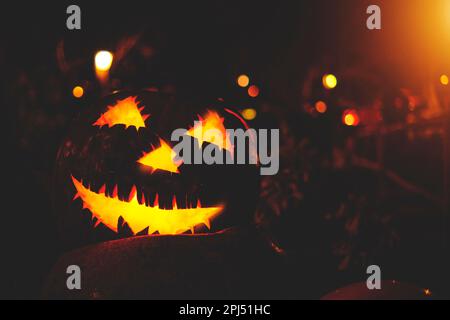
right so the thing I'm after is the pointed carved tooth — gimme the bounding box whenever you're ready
[142,114,150,121]
[172,196,177,209]
[204,218,211,230]
[138,106,144,112]
[82,202,89,209]
[197,199,201,208]
[112,184,118,198]
[190,226,195,234]
[153,193,159,207]
[73,193,80,200]
[94,220,102,228]
[128,185,137,202]
[141,193,145,205]
[98,184,106,194]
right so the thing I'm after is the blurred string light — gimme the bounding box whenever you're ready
[315,100,327,113]
[241,108,257,120]
[322,73,337,89]
[72,86,84,98]
[248,85,260,98]
[440,74,449,85]
[342,109,360,126]
[237,74,250,87]
[95,51,114,71]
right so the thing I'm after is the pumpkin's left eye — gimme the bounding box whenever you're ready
[137,139,182,174]
[93,96,150,129]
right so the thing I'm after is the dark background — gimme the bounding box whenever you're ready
[2,0,449,298]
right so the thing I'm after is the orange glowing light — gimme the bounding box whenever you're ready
[342,109,360,126]
[237,74,250,87]
[424,289,432,296]
[248,85,259,98]
[440,74,449,85]
[187,110,233,152]
[315,101,327,113]
[137,139,182,174]
[72,86,84,98]
[241,108,257,120]
[93,96,149,129]
[95,51,113,71]
[323,74,337,89]
[71,176,223,235]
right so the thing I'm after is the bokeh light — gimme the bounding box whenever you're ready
[440,74,449,85]
[72,86,84,98]
[322,74,337,89]
[315,100,327,113]
[95,51,114,71]
[237,74,250,87]
[342,109,360,126]
[241,108,257,120]
[248,85,260,98]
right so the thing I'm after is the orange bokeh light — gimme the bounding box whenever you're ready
[72,86,84,98]
[237,74,250,87]
[248,85,260,98]
[315,101,327,113]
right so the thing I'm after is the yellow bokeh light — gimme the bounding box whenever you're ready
[72,86,84,98]
[241,108,257,120]
[440,74,449,85]
[344,114,355,126]
[237,74,250,87]
[342,109,360,126]
[95,51,114,71]
[315,101,327,113]
[323,74,337,89]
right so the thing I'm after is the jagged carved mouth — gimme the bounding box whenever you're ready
[71,176,224,235]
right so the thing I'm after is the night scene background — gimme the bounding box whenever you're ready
[2,0,450,299]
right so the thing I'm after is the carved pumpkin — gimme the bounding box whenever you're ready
[54,90,259,248]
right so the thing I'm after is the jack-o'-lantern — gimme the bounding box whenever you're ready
[54,90,259,248]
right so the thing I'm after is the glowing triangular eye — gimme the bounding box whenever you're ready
[186,110,233,152]
[93,96,150,129]
[137,139,182,174]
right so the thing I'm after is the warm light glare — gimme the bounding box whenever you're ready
[95,51,114,71]
[241,108,257,120]
[342,109,360,126]
[440,74,449,85]
[237,74,250,87]
[72,86,84,98]
[248,85,260,98]
[315,101,327,113]
[323,74,337,89]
